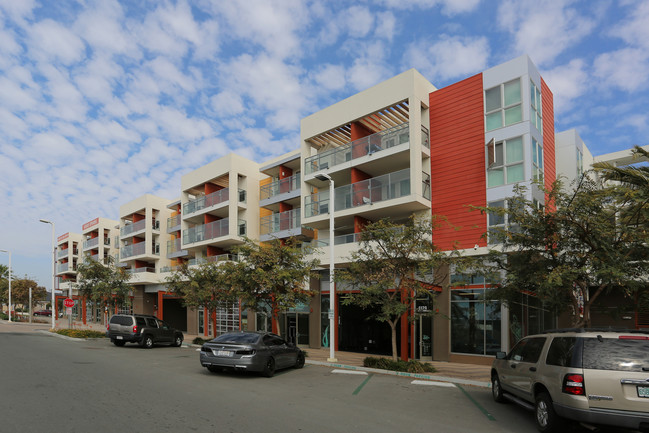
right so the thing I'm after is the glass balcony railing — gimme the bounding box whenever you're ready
[167,214,181,230]
[260,208,301,235]
[167,238,183,257]
[305,123,426,174]
[303,232,362,250]
[57,249,69,258]
[83,237,99,250]
[305,169,411,217]
[126,267,156,274]
[57,263,70,273]
[260,173,301,201]
[120,242,146,259]
[120,220,146,237]
[184,188,230,216]
[183,218,228,245]
[188,254,240,266]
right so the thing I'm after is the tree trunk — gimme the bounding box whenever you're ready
[390,320,398,361]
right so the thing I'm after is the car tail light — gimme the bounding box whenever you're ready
[236,349,255,356]
[619,335,649,340]
[133,325,138,333]
[106,324,110,331]
[563,374,585,395]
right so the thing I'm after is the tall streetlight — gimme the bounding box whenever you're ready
[39,219,56,329]
[0,249,11,323]
[315,173,337,362]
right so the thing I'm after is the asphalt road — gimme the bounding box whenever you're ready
[0,331,633,433]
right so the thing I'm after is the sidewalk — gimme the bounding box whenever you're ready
[1,319,492,387]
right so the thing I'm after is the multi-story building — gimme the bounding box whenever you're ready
[54,54,645,366]
[55,231,83,297]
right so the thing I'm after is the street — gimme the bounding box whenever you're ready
[0,330,635,433]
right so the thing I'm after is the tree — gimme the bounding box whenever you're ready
[225,238,320,338]
[0,264,8,306]
[166,261,239,337]
[478,177,649,328]
[10,277,46,310]
[335,216,453,361]
[75,256,132,321]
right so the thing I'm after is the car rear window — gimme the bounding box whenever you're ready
[582,337,649,372]
[212,333,260,344]
[109,316,133,326]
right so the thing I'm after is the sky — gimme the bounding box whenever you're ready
[0,0,648,292]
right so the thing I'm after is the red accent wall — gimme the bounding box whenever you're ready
[279,165,292,180]
[351,122,372,158]
[541,78,556,211]
[429,73,487,251]
[207,245,225,256]
[354,216,370,233]
[205,183,223,194]
[133,214,145,222]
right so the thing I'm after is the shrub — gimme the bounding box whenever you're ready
[52,329,106,339]
[363,356,436,373]
[193,337,210,345]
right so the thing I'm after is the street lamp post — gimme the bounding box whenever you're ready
[315,173,337,362]
[0,249,11,323]
[39,219,56,329]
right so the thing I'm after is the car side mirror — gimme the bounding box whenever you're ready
[496,351,507,359]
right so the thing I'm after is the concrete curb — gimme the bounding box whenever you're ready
[306,359,491,388]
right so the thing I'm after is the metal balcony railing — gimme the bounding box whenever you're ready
[167,214,181,230]
[83,237,99,250]
[260,173,301,200]
[120,242,146,259]
[304,169,412,217]
[57,249,69,259]
[120,220,146,237]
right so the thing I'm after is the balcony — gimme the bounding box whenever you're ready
[305,123,428,175]
[57,249,69,259]
[125,267,156,274]
[167,214,181,233]
[120,242,146,259]
[260,173,301,202]
[260,208,313,241]
[57,263,71,273]
[83,237,99,250]
[120,220,145,237]
[188,254,240,266]
[167,238,188,258]
[184,188,230,216]
[304,168,412,217]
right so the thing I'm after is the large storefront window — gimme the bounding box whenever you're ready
[509,293,554,344]
[451,286,501,356]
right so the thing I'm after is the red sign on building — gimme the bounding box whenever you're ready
[82,218,99,230]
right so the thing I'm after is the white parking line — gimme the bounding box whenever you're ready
[411,380,456,387]
[332,369,368,375]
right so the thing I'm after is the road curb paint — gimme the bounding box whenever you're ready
[456,384,496,421]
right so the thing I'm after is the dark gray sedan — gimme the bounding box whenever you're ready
[199,331,305,377]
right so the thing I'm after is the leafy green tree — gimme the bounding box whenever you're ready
[10,277,46,311]
[478,177,649,327]
[166,261,239,336]
[0,264,8,306]
[226,238,320,338]
[335,216,453,361]
[75,256,132,321]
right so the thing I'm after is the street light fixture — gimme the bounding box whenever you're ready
[315,173,337,362]
[39,219,56,329]
[0,249,11,323]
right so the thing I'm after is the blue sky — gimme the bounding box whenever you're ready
[0,0,647,292]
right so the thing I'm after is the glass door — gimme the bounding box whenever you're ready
[418,315,433,360]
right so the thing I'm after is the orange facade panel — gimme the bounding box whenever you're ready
[541,78,556,201]
[429,74,486,251]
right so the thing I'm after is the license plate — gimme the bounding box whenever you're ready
[216,350,232,357]
[638,386,649,398]
[116,336,123,340]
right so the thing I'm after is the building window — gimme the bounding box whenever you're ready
[487,200,505,245]
[487,136,524,187]
[532,138,543,182]
[576,148,583,177]
[530,80,542,133]
[450,286,501,355]
[485,79,522,132]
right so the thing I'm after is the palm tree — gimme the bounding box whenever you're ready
[593,145,649,188]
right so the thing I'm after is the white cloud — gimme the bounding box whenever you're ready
[342,6,374,38]
[381,0,481,15]
[314,64,347,91]
[497,0,596,66]
[541,59,588,114]
[375,11,396,41]
[27,19,86,65]
[402,35,489,81]
[593,48,649,92]
[211,90,245,116]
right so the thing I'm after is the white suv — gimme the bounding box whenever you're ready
[491,329,649,432]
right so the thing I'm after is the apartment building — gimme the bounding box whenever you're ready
[55,54,644,365]
[55,231,83,297]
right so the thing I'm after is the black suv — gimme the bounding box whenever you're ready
[107,314,184,349]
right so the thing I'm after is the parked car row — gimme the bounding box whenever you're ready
[491,328,649,433]
[106,314,304,378]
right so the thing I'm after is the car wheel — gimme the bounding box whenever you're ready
[535,392,563,433]
[491,373,505,403]
[174,335,183,347]
[113,340,126,347]
[141,335,154,349]
[263,357,276,377]
[294,352,305,369]
[207,366,221,373]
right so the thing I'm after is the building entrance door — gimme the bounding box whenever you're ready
[417,315,433,360]
[285,312,309,346]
